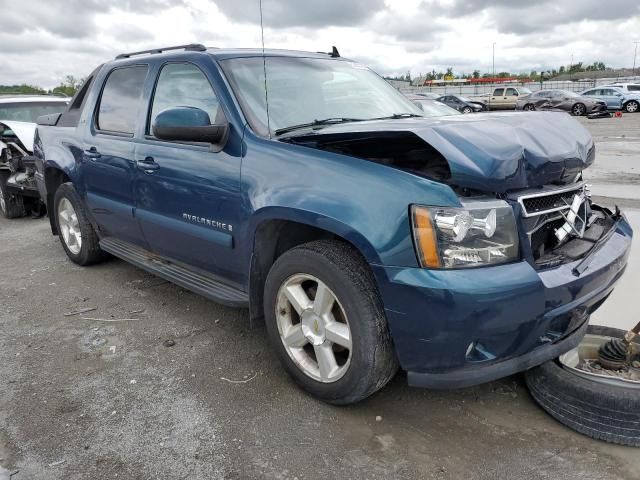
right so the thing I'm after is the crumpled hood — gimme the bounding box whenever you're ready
[289,111,594,192]
[0,120,36,153]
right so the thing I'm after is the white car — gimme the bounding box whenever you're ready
[0,95,69,218]
[599,83,640,93]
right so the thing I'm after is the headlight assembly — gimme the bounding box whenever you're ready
[411,199,519,269]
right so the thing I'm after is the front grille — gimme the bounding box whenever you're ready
[518,184,584,217]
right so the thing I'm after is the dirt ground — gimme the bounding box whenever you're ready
[1,113,640,480]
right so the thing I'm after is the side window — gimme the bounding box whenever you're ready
[505,88,517,96]
[628,85,640,92]
[97,66,148,134]
[493,88,504,96]
[149,63,220,134]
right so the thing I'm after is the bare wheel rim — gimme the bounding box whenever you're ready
[58,198,82,255]
[276,273,352,383]
[573,103,585,115]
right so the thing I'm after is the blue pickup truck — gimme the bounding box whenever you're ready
[34,44,632,404]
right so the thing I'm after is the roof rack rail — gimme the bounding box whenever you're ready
[116,43,207,59]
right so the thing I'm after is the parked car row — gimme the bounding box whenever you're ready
[1,45,633,408]
[411,83,640,116]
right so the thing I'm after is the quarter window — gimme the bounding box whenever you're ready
[149,63,220,134]
[97,66,148,134]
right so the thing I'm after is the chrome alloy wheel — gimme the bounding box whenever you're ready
[572,103,586,116]
[58,198,82,255]
[276,274,352,383]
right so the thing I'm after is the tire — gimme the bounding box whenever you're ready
[525,326,640,447]
[523,104,535,111]
[53,183,108,266]
[462,106,473,114]
[0,172,26,219]
[571,103,586,116]
[625,100,639,113]
[264,239,398,404]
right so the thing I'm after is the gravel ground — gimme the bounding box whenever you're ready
[1,113,639,480]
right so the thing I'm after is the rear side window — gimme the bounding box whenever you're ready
[97,65,148,134]
[493,88,504,96]
[628,85,640,92]
[149,63,220,134]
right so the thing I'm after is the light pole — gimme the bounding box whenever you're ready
[492,42,496,77]
[634,41,640,76]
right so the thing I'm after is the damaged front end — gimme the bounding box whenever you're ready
[0,121,44,218]
[511,182,622,272]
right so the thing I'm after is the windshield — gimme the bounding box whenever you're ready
[519,88,532,95]
[0,101,68,123]
[561,91,580,98]
[414,100,460,117]
[457,96,473,102]
[219,56,423,136]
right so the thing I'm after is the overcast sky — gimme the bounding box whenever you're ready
[1,0,639,88]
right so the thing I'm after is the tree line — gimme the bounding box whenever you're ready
[0,75,84,97]
[385,61,610,84]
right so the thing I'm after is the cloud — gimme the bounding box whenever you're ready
[213,0,386,28]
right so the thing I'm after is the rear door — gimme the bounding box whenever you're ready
[503,87,519,109]
[134,61,244,283]
[600,88,623,109]
[81,65,149,246]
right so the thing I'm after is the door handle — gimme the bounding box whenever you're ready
[136,156,160,173]
[84,147,101,160]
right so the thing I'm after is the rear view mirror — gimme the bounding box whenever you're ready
[152,106,228,145]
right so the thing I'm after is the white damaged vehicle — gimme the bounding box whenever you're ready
[0,95,68,218]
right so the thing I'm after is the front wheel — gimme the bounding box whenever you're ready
[0,173,26,219]
[462,106,473,114]
[264,240,398,404]
[571,103,586,116]
[54,183,109,265]
[523,103,535,111]
[625,100,639,113]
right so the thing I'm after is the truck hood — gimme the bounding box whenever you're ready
[283,111,594,193]
[0,120,36,153]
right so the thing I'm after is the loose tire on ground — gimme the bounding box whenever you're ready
[525,326,640,447]
[0,172,26,219]
[53,183,109,266]
[264,239,398,404]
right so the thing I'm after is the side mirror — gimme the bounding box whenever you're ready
[152,106,228,145]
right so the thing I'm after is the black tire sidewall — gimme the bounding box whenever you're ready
[526,325,640,446]
[0,172,25,219]
[53,183,102,265]
[264,241,395,404]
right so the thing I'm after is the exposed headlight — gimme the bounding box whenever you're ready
[411,199,519,268]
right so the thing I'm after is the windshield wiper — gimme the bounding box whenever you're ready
[274,117,364,136]
[368,113,423,120]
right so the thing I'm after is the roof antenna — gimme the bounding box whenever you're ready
[331,46,340,58]
[259,0,271,138]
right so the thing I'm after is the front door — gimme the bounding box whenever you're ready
[82,65,149,246]
[134,62,244,285]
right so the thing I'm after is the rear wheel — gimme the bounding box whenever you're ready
[0,172,26,219]
[54,183,108,265]
[571,103,586,116]
[625,100,639,113]
[523,103,535,111]
[264,239,398,404]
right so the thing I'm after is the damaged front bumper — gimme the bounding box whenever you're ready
[372,211,632,389]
